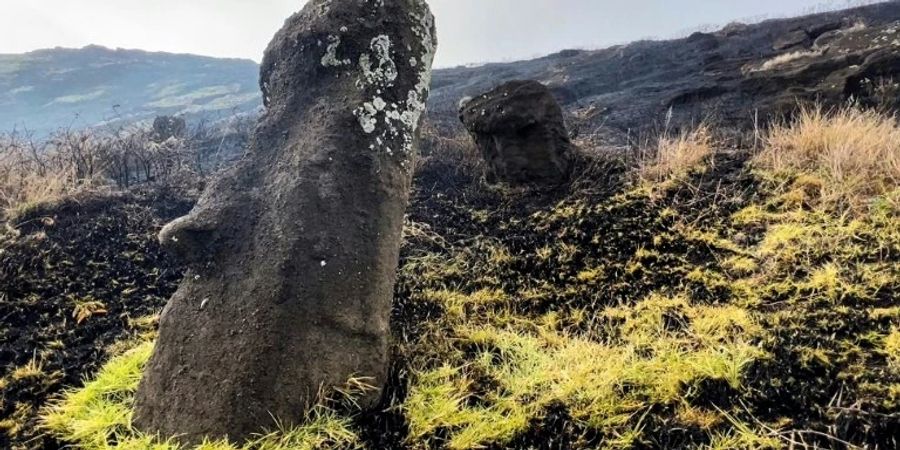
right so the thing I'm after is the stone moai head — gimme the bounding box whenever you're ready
[460,80,575,185]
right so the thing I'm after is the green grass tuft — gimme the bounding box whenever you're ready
[404,293,764,449]
[40,341,360,450]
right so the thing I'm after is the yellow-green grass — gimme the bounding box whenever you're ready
[756,105,900,213]
[39,106,899,450]
[404,293,765,450]
[887,329,900,370]
[638,125,714,186]
[40,342,360,450]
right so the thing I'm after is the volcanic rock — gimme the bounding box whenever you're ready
[773,29,811,50]
[151,116,186,141]
[132,0,437,445]
[459,80,575,185]
[744,20,900,113]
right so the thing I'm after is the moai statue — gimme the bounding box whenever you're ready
[460,80,575,185]
[133,0,436,444]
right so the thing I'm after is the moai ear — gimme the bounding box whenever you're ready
[158,211,218,263]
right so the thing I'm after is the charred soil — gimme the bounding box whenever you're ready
[0,188,193,449]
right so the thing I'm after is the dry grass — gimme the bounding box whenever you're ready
[638,125,714,185]
[0,155,78,221]
[756,106,900,212]
[0,131,98,221]
[414,121,483,180]
[0,117,250,222]
[756,50,822,72]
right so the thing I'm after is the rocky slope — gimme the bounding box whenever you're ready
[427,1,900,139]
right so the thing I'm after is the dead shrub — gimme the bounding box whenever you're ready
[0,116,253,221]
[637,125,714,184]
[0,131,85,221]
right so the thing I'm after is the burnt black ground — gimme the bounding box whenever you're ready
[0,188,193,449]
[2,148,898,449]
[381,153,757,450]
[384,149,898,450]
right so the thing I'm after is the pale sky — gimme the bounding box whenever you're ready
[0,0,881,67]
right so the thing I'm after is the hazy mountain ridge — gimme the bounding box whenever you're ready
[0,45,261,134]
[3,1,900,137]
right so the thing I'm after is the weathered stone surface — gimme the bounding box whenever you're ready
[773,29,811,51]
[133,0,436,444]
[459,80,575,185]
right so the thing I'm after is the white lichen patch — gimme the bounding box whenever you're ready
[357,101,379,134]
[354,34,400,137]
[359,35,398,87]
[314,0,333,17]
[351,1,436,169]
[400,89,426,130]
[405,3,437,132]
[321,35,351,67]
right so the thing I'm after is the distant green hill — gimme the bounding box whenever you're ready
[0,45,261,135]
